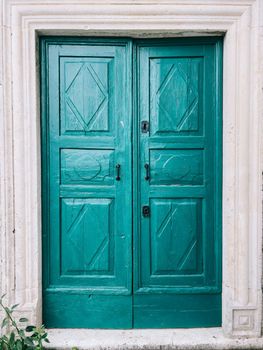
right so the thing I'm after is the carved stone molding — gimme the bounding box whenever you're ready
[0,0,262,339]
[233,309,256,333]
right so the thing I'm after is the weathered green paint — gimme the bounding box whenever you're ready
[41,37,222,329]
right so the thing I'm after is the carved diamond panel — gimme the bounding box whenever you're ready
[150,149,203,186]
[151,199,202,275]
[61,58,112,134]
[61,149,114,185]
[61,198,114,275]
[150,58,202,135]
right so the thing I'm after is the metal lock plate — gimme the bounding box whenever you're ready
[142,205,150,217]
[141,121,149,133]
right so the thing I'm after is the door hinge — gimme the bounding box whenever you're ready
[141,121,149,133]
[142,205,150,217]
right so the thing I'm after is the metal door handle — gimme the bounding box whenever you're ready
[144,163,150,181]
[116,164,121,181]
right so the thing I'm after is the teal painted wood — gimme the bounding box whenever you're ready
[133,38,222,328]
[41,38,133,328]
[41,37,222,329]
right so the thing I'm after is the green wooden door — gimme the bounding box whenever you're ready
[41,39,133,328]
[133,41,222,328]
[41,37,222,329]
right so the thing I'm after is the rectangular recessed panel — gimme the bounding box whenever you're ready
[151,198,203,277]
[60,57,113,135]
[133,294,221,328]
[150,57,203,136]
[61,149,114,185]
[61,198,114,276]
[150,149,203,186]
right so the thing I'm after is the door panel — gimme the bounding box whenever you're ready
[61,198,114,277]
[61,149,115,185]
[150,198,203,277]
[134,41,222,327]
[61,57,113,135]
[41,39,132,328]
[150,56,203,136]
[150,149,203,186]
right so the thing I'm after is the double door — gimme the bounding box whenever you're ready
[41,37,222,328]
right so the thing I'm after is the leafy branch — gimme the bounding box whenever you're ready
[0,294,49,349]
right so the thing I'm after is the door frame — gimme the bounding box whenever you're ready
[0,0,262,339]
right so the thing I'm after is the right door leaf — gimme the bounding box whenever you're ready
[134,40,222,328]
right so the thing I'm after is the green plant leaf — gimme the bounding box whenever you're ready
[1,317,8,328]
[25,325,35,332]
[16,339,23,350]
[24,337,34,347]
[9,331,15,346]
[19,318,28,323]
[44,338,50,343]
[11,304,19,310]
[18,329,25,338]
[2,342,8,350]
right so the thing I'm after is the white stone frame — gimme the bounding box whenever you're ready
[0,0,262,339]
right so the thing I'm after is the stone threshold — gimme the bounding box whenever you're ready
[45,328,263,349]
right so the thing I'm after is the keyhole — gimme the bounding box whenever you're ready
[141,121,149,133]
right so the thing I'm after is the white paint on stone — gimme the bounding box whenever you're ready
[0,0,262,344]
